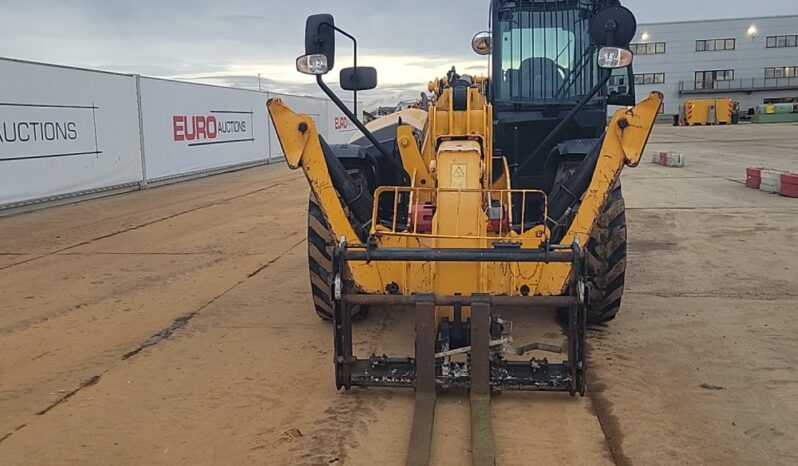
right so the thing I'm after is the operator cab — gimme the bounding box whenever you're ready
[495,2,597,104]
[482,0,638,194]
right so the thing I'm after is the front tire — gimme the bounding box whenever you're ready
[307,194,368,322]
[584,183,627,324]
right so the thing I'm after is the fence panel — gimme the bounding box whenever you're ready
[139,78,272,181]
[0,59,143,207]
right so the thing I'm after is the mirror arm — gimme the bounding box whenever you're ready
[316,75,410,185]
[322,22,358,120]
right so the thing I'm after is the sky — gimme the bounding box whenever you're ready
[1,0,797,108]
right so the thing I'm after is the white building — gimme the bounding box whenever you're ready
[629,15,798,116]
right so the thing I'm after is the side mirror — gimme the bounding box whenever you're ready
[471,32,491,55]
[607,63,636,107]
[589,6,637,47]
[340,67,378,91]
[305,14,336,72]
[607,92,636,107]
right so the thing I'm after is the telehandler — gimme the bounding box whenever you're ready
[267,1,661,464]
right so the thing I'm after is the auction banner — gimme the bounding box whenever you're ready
[325,98,363,144]
[265,92,362,159]
[0,59,144,206]
[139,78,271,181]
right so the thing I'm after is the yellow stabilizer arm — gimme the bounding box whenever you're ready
[538,91,663,294]
[266,98,362,243]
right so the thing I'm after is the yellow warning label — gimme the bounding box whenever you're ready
[451,164,467,189]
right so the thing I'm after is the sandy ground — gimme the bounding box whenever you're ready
[0,123,797,465]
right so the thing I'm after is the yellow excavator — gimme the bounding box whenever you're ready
[268,1,661,464]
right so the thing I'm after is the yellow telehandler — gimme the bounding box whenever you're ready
[268,2,661,464]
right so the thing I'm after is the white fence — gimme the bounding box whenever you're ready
[0,60,143,207]
[0,57,361,211]
[139,78,272,181]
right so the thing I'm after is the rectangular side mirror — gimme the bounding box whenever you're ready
[340,67,378,91]
[305,14,336,72]
[607,65,636,106]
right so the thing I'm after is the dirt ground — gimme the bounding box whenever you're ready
[1,123,797,466]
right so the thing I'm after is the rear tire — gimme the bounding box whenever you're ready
[584,183,627,324]
[308,193,369,322]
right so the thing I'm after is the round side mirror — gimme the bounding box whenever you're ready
[472,32,492,56]
[589,6,637,47]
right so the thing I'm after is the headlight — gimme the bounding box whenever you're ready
[296,54,329,75]
[471,32,492,56]
[597,47,633,69]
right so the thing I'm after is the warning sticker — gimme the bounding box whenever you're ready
[451,164,467,189]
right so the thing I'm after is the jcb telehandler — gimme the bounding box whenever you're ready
[268,1,661,463]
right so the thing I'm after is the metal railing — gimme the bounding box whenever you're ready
[680,78,798,94]
[370,186,548,240]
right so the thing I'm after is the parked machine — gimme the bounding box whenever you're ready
[268,1,660,464]
[680,98,736,125]
[752,103,798,124]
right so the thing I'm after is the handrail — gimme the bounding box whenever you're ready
[679,77,798,94]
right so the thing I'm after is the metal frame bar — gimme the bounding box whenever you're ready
[344,248,573,263]
[345,294,574,307]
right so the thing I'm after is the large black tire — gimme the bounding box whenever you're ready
[307,194,369,322]
[584,183,627,324]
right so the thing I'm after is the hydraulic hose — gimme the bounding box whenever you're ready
[319,137,374,241]
[512,71,613,184]
[546,135,605,239]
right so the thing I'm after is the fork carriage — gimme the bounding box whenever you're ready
[332,239,590,396]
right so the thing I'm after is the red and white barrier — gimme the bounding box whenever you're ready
[781,173,798,198]
[651,151,684,168]
[746,167,763,189]
[760,170,784,194]
[746,167,798,198]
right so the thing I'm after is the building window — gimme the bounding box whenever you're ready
[765,66,797,79]
[634,73,665,85]
[695,70,734,89]
[630,42,666,55]
[696,38,736,52]
[766,35,798,48]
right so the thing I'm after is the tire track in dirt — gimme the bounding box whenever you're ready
[0,183,285,272]
[0,237,306,445]
[587,327,629,466]
[272,306,401,465]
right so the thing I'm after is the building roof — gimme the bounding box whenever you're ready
[640,14,798,27]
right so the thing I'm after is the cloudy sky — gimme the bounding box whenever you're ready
[2,0,797,108]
